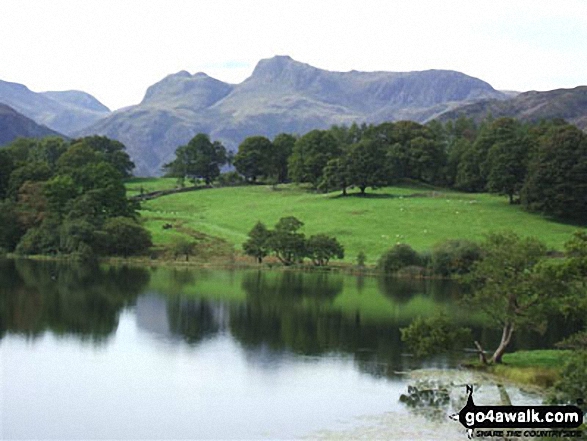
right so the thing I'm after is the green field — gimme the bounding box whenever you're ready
[131,181,583,264]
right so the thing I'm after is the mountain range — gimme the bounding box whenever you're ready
[0,103,63,145]
[78,55,508,175]
[1,55,587,176]
[437,86,587,130]
[0,79,110,135]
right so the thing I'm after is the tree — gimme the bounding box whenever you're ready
[234,136,274,182]
[98,217,152,257]
[0,200,24,251]
[378,244,422,274]
[171,238,197,261]
[267,216,306,265]
[485,120,532,204]
[242,221,271,263]
[72,136,135,178]
[431,239,482,277]
[305,234,344,266]
[319,157,351,195]
[521,124,587,220]
[463,231,560,364]
[272,133,296,183]
[401,314,471,357]
[164,133,227,185]
[347,139,388,195]
[288,130,340,188]
[0,149,15,199]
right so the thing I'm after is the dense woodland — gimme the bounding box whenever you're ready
[0,136,152,259]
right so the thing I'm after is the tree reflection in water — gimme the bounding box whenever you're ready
[0,259,149,342]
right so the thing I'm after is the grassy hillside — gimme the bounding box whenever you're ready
[130,181,583,264]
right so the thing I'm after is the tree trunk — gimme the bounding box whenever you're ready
[492,322,515,364]
[360,186,366,195]
[509,193,514,204]
[342,186,347,196]
[474,340,488,365]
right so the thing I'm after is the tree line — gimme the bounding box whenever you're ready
[165,117,586,222]
[243,217,344,266]
[0,136,152,259]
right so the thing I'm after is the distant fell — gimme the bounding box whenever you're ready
[0,80,111,135]
[438,86,587,130]
[0,103,64,146]
[81,55,506,176]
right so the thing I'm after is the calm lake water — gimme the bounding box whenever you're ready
[0,259,577,440]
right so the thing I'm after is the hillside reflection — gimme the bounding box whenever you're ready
[1,261,581,370]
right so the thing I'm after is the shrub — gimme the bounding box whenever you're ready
[431,239,482,277]
[99,217,152,257]
[216,171,245,187]
[378,243,421,274]
[400,313,471,357]
[306,234,344,266]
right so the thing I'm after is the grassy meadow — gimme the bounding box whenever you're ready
[128,179,583,265]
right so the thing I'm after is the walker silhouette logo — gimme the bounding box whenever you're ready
[450,385,584,439]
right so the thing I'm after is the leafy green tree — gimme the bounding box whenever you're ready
[401,314,471,357]
[319,157,351,195]
[268,216,306,265]
[44,175,80,218]
[521,124,587,220]
[378,244,422,274]
[431,239,482,277]
[15,181,48,230]
[272,133,296,183]
[98,217,152,257]
[356,251,366,267]
[59,219,96,255]
[27,137,68,171]
[0,200,24,251]
[72,136,135,178]
[347,139,388,195]
[305,234,344,266]
[234,136,274,182]
[243,221,271,263]
[164,133,227,185]
[0,149,15,199]
[171,238,197,261]
[408,136,447,185]
[15,216,60,255]
[288,130,340,188]
[464,232,561,364]
[56,143,101,171]
[484,120,533,204]
[7,161,52,198]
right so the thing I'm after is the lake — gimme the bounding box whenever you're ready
[0,259,574,439]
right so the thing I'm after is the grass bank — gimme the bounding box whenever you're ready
[128,180,582,265]
[469,350,572,389]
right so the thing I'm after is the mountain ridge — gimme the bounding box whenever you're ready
[0,103,64,145]
[0,80,111,135]
[436,86,587,130]
[80,55,507,176]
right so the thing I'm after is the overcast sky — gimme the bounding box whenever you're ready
[1,0,586,110]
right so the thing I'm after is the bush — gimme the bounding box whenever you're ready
[15,217,60,255]
[99,217,152,257]
[431,239,482,277]
[378,243,422,274]
[216,171,245,187]
[550,351,587,412]
[400,313,471,357]
[306,234,344,266]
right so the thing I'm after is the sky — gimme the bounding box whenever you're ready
[1,0,586,111]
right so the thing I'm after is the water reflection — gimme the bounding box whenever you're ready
[1,260,581,357]
[0,258,149,341]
